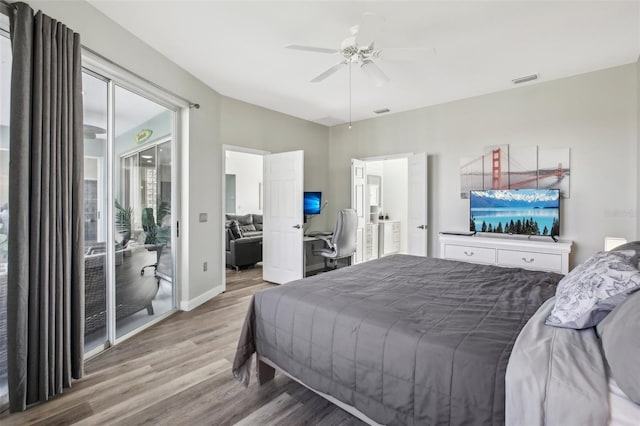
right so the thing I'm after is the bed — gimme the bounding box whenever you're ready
[232,254,560,424]
[232,251,640,425]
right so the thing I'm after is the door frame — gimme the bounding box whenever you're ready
[352,152,427,257]
[221,145,270,291]
[82,59,185,358]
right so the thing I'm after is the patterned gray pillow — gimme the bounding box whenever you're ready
[545,250,640,329]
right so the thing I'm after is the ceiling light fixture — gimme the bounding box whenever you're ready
[512,73,538,84]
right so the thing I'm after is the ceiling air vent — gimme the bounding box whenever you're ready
[512,74,538,84]
[373,108,390,114]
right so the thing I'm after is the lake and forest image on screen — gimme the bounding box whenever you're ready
[470,189,560,236]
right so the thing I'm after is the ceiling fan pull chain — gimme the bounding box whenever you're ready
[349,61,352,129]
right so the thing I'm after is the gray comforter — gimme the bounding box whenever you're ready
[233,255,560,425]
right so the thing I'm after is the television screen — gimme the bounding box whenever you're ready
[470,189,560,236]
[304,191,322,215]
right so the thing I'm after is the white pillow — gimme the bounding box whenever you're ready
[545,250,640,329]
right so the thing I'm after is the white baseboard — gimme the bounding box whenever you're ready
[180,284,224,311]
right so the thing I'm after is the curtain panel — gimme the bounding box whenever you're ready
[7,2,84,412]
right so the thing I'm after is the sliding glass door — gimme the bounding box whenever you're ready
[82,72,176,353]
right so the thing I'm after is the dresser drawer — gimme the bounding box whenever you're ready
[445,244,496,264]
[497,249,562,272]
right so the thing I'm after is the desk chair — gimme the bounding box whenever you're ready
[313,209,357,270]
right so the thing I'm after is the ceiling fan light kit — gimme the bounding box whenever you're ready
[286,12,432,86]
[286,12,433,127]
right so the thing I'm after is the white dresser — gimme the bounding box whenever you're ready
[379,220,401,257]
[365,223,379,261]
[439,234,572,274]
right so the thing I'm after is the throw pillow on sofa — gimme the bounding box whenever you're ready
[226,220,243,239]
[253,214,263,231]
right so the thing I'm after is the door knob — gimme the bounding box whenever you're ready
[292,224,301,229]
[417,224,425,229]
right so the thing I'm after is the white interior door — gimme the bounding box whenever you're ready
[263,150,304,284]
[351,159,366,264]
[408,152,428,256]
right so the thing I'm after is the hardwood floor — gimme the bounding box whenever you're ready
[1,266,365,425]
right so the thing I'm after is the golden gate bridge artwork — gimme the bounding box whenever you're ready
[460,145,570,199]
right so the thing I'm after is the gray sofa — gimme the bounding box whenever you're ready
[225,213,263,270]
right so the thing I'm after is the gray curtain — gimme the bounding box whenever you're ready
[7,2,84,412]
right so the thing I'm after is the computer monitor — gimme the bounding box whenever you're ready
[303,191,322,215]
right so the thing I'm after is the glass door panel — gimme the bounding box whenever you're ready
[82,72,108,352]
[114,85,174,339]
[156,141,172,281]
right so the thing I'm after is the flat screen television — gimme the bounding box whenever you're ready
[303,191,322,215]
[470,189,560,237]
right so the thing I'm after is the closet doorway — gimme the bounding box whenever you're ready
[351,153,428,263]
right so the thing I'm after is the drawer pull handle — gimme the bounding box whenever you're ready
[522,257,535,263]
[464,251,474,257]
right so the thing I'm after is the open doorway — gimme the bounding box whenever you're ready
[363,158,409,260]
[222,146,308,287]
[352,153,428,263]
[223,148,265,273]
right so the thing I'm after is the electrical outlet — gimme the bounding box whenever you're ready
[203,261,208,272]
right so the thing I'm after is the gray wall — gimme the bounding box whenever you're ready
[329,64,638,266]
[220,97,330,232]
[638,56,640,240]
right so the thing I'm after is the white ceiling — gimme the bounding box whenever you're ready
[88,1,639,126]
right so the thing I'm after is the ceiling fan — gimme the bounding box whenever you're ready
[286,12,434,87]
[83,124,106,140]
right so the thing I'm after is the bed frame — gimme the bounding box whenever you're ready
[257,355,382,426]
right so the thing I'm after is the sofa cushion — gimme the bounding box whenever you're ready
[242,231,262,238]
[239,224,256,233]
[231,235,263,245]
[253,214,263,231]
[227,214,255,233]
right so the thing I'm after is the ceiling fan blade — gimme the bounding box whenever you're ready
[310,61,348,83]
[376,47,436,61]
[355,12,384,48]
[360,60,389,87]
[286,45,340,54]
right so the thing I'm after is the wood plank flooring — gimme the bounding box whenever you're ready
[1,266,365,425]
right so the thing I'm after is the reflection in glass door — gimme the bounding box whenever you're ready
[114,86,174,339]
[82,72,176,353]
